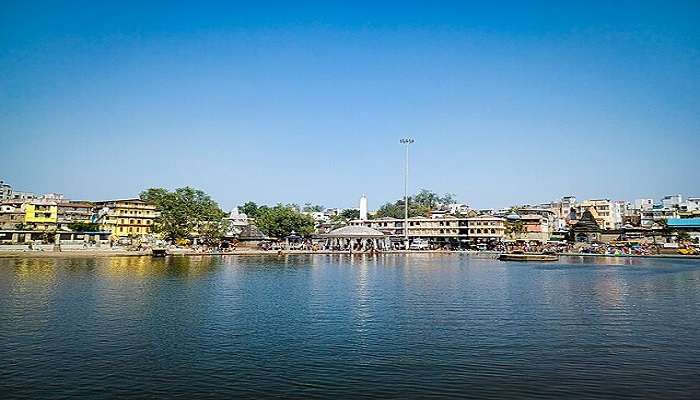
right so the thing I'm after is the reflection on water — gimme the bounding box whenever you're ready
[1,254,700,399]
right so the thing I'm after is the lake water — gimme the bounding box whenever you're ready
[1,254,699,399]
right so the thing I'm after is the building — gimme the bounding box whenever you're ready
[641,205,679,228]
[322,225,387,251]
[448,203,471,215]
[611,200,626,229]
[518,214,552,242]
[666,218,700,243]
[40,192,65,202]
[57,202,95,230]
[11,191,36,201]
[547,196,576,231]
[575,199,614,230]
[94,199,157,238]
[349,215,505,247]
[0,200,25,229]
[0,230,111,247]
[662,194,682,210]
[0,180,12,200]
[633,199,654,211]
[225,207,249,236]
[679,197,700,216]
[23,200,58,230]
[571,210,602,243]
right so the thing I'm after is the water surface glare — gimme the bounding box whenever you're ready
[1,254,700,399]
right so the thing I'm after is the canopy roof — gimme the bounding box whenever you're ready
[667,218,700,228]
[323,225,385,238]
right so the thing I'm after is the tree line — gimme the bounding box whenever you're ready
[138,187,456,244]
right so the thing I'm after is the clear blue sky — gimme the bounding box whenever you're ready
[1,1,699,210]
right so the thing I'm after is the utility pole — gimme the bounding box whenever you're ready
[400,138,414,250]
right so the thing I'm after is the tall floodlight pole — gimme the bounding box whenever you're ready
[400,138,414,250]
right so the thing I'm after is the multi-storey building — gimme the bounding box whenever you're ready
[348,215,505,246]
[575,199,614,230]
[662,194,682,209]
[518,214,552,242]
[611,200,627,229]
[680,197,700,215]
[0,200,25,229]
[23,200,58,230]
[11,191,36,201]
[633,199,654,211]
[549,196,576,231]
[94,199,157,238]
[0,180,12,201]
[57,202,95,230]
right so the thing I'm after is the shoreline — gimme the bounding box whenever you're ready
[1,249,699,260]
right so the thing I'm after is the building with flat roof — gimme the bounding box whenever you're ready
[23,200,58,231]
[57,202,95,230]
[348,215,505,247]
[94,199,157,238]
[575,199,614,230]
[0,180,12,201]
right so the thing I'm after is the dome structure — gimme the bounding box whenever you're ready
[506,213,521,221]
[323,225,385,238]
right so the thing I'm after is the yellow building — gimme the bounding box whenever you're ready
[23,201,58,230]
[94,199,157,238]
[575,199,614,230]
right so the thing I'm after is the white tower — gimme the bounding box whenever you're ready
[359,194,368,221]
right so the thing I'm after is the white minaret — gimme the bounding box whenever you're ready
[359,194,368,221]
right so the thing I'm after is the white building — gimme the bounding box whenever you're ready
[225,207,250,236]
[633,199,654,211]
[611,200,626,229]
[662,194,682,209]
[683,197,700,212]
[448,203,471,215]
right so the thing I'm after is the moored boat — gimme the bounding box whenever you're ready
[498,253,558,262]
[152,248,167,257]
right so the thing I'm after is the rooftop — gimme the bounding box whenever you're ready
[667,218,700,228]
[323,225,385,238]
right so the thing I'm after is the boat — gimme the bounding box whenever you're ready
[498,253,558,262]
[151,248,167,257]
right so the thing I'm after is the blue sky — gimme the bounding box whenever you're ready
[1,1,699,210]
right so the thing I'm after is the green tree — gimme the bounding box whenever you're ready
[340,208,360,220]
[255,204,315,238]
[240,201,261,219]
[329,209,361,229]
[302,203,324,212]
[68,222,100,232]
[505,220,525,238]
[374,189,455,219]
[140,187,227,244]
[413,189,455,209]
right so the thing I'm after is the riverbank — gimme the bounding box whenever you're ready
[1,248,699,259]
[0,248,461,258]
